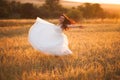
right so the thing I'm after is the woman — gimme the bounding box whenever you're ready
[58,14,76,30]
[28,14,79,56]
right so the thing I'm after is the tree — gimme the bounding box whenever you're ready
[67,8,83,21]
[8,1,21,18]
[77,3,105,19]
[20,3,38,18]
[92,3,104,18]
[38,0,66,18]
[0,0,9,18]
[78,3,93,18]
[45,0,60,7]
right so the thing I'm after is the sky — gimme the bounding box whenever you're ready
[64,0,120,4]
[9,0,120,5]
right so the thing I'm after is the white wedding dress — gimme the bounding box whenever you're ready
[28,17,72,56]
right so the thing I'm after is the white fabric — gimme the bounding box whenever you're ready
[28,17,72,56]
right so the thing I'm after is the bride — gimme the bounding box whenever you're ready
[28,14,80,56]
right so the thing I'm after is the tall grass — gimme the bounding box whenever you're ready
[0,19,120,80]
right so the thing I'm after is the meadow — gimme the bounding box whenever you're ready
[0,19,120,80]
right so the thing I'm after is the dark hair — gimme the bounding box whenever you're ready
[61,14,76,30]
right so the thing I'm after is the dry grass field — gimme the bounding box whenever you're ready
[0,19,120,80]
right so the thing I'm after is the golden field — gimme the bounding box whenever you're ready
[0,19,120,80]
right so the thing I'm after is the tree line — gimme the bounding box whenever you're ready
[0,0,119,20]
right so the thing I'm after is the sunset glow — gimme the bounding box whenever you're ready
[64,0,120,4]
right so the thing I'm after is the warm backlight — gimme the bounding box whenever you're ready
[64,0,120,4]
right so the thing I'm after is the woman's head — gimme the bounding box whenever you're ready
[59,14,75,30]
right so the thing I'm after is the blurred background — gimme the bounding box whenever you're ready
[0,0,120,21]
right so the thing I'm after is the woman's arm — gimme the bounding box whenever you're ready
[67,24,83,28]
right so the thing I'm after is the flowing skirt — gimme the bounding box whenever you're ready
[28,17,72,56]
